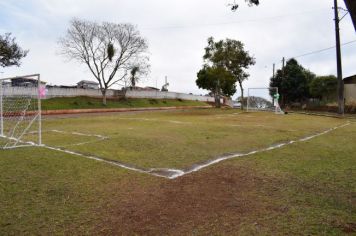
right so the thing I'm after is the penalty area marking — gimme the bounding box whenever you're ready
[38,122,351,179]
[1,124,350,179]
[28,130,109,148]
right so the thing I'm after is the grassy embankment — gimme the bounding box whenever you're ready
[41,96,209,110]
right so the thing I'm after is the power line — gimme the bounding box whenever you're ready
[286,39,356,60]
[141,8,330,31]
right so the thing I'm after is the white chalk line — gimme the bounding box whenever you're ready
[1,131,183,178]
[173,122,351,179]
[28,130,109,147]
[41,145,185,179]
[2,130,184,179]
[40,122,351,179]
[1,123,350,179]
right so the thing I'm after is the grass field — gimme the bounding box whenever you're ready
[41,96,209,110]
[0,109,355,235]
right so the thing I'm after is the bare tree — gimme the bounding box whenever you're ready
[248,96,273,110]
[59,18,149,105]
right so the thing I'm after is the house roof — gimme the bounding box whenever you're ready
[344,0,356,32]
[11,77,47,84]
[144,86,160,91]
[77,80,99,85]
[343,75,356,84]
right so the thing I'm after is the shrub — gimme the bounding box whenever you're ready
[148,99,158,104]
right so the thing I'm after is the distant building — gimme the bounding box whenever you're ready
[124,86,159,91]
[344,75,356,104]
[10,77,46,87]
[143,86,160,91]
[47,85,77,89]
[77,80,99,89]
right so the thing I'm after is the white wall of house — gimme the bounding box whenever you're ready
[345,84,356,104]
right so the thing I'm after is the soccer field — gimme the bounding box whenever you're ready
[1,109,355,235]
[38,109,348,176]
[4,108,348,178]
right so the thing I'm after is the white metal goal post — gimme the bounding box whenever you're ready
[246,87,284,114]
[0,74,42,149]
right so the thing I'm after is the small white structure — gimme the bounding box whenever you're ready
[344,75,356,104]
[77,80,99,89]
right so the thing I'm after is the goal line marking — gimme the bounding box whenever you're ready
[37,122,350,179]
[2,123,348,178]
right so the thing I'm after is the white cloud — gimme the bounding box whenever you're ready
[1,0,355,98]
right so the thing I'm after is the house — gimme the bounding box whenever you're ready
[10,77,46,87]
[344,75,356,104]
[77,80,99,89]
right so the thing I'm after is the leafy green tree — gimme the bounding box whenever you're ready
[202,37,255,109]
[0,33,28,68]
[196,66,236,107]
[309,75,337,102]
[270,59,315,106]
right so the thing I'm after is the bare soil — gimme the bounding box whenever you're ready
[90,164,286,235]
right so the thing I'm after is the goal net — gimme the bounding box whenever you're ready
[247,87,284,114]
[0,74,42,149]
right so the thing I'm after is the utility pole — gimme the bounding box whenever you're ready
[282,57,285,72]
[281,57,285,107]
[334,0,345,115]
[272,63,276,106]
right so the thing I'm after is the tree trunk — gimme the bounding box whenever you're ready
[215,79,221,108]
[102,89,107,106]
[239,81,244,110]
[215,93,221,108]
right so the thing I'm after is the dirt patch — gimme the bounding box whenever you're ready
[88,164,283,235]
[340,222,356,234]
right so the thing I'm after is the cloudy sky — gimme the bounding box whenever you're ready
[1,0,355,98]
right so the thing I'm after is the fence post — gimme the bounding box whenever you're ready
[247,88,250,112]
[37,74,42,146]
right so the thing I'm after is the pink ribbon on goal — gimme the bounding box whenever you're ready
[39,86,47,98]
